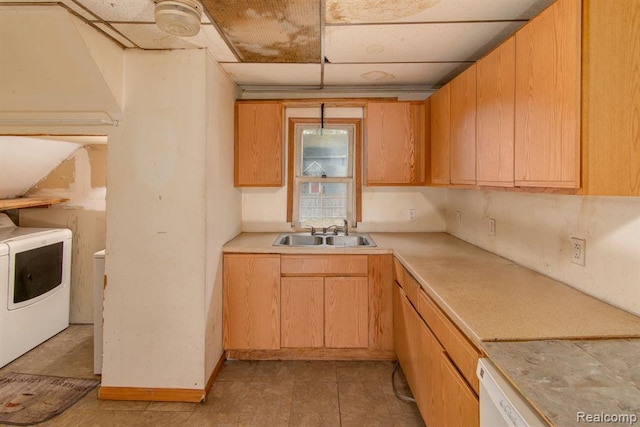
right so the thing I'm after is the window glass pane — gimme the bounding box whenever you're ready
[300,129,350,177]
[298,182,348,228]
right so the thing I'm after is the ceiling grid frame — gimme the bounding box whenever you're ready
[0,0,557,93]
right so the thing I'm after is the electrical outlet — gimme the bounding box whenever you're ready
[408,209,416,221]
[571,237,586,266]
[456,211,463,224]
[489,218,496,236]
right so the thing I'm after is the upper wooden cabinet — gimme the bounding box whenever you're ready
[476,37,516,187]
[450,64,477,185]
[234,101,283,187]
[581,0,640,196]
[430,83,451,185]
[514,0,581,189]
[365,101,428,185]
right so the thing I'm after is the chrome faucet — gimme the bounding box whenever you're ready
[323,224,340,235]
[320,219,349,236]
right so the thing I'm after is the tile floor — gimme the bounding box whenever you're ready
[0,325,425,426]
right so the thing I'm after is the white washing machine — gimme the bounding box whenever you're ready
[0,213,72,367]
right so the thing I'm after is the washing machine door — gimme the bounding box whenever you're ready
[6,229,71,310]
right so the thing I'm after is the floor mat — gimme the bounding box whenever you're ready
[0,372,99,426]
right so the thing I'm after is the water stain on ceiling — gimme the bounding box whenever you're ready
[201,0,320,63]
[326,0,441,24]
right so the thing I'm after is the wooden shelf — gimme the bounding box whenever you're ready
[0,197,69,211]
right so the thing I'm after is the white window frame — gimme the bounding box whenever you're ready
[292,123,356,230]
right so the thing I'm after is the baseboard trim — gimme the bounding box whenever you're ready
[98,354,226,403]
[227,348,396,361]
[98,386,205,403]
[205,352,227,394]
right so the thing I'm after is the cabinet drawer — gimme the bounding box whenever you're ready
[393,258,405,287]
[281,255,368,276]
[417,289,481,394]
[403,271,421,308]
[393,259,420,306]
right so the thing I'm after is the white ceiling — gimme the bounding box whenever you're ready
[0,0,555,93]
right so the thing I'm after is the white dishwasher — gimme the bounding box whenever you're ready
[477,358,548,427]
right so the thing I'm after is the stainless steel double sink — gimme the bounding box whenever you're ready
[273,232,376,247]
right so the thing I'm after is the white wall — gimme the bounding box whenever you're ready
[0,4,121,326]
[241,106,447,232]
[103,49,208,390]
[204,54,242,379]
[446,189,640,316]
[0,6,121,121]
[2,4,240,392]
[21,144,107,323]
[0,137,79,198]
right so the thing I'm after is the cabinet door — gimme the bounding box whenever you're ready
[440,353,479,427]
[450,64,477,185]
[581,0,640,196]
[235,102,283,187]
[223,254,280,350]
[366,102,426,185]
[430,84,451,185]
[325,277,368,348]
[477,37,515,187]
[392,284,418,393]
[514,0,580,188]
[281,277,324,348]
[368,254,394,351]
[410,101,428,185]
[415,315,444,427]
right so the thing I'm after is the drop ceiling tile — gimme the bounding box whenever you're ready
[112,23,206,49]
[74,0,210,23]
[220,63,321,86]
[94,23,136,48]
[201,0,320,63]
[0,0,96,20]
[61,0,100,20]
[324,62,469,87]
[325,21,523,63]
[107,22,234,58]
[325,0,555,24]
[75,0,153,22]
[200,25,238,62]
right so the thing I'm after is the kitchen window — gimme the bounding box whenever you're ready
[287,118,362,230]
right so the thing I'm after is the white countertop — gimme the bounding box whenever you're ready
[224,232,640,345]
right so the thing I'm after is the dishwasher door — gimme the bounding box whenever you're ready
[476,358,548,427]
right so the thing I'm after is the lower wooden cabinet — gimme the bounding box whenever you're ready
[223,253,394,358]
[325,277,369,348]
[223,254,281,350]
[393,284,418,389]
[440,352,480,427]
[416,313,444,427]
[393,262,480,427]
[281,277,324,348]
[281,276,369,349]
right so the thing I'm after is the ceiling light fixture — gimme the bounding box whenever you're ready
[155,0,203,37]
